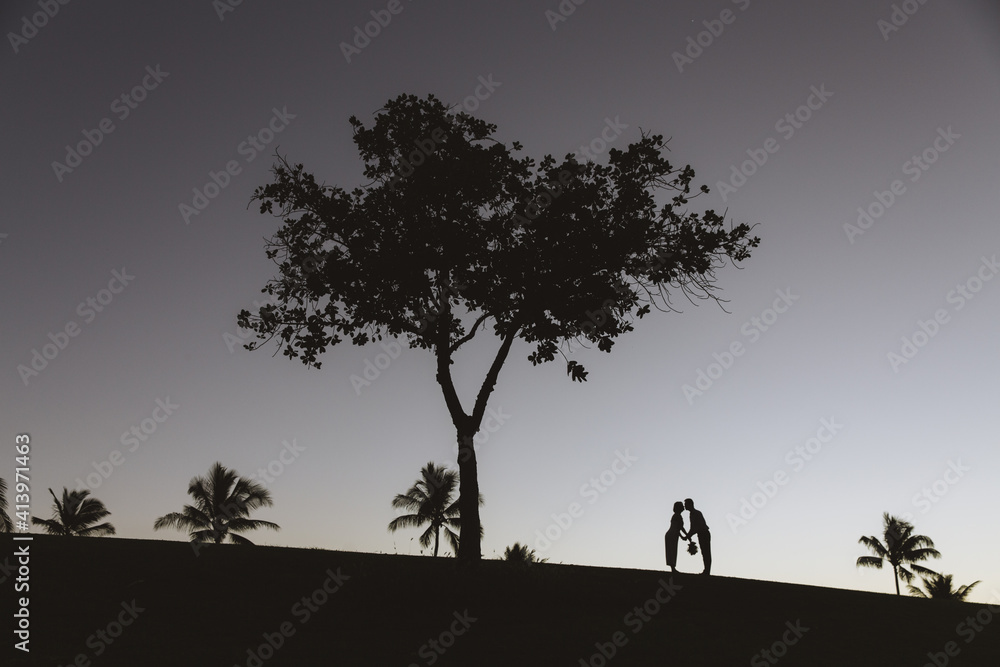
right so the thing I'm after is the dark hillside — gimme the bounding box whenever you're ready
[3,534,997,666]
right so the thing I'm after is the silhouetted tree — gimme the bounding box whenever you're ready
[0,478,14,533]
[388,462,482,557]
[908,573,980,601]
[153,462,279,545]
[857,512,941,595]
[32,488,115,536]
[502,542,547,564]
[239,93,760,562]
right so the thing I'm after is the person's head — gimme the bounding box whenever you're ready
[684,498,694,510]
[672,501,683,514]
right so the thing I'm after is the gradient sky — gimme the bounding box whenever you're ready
[3,0,999,603]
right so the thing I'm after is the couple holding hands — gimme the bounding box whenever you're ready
[665,498,712,575]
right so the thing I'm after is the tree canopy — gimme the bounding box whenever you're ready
[153,461,279,546]
[0,478,13,533]
[908,573,980,601]
[239,93,760,561]
[857,512,941,595]
[387,461,482,557]
[32,488,116,537]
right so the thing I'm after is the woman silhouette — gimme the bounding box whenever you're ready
[665,501,687,573]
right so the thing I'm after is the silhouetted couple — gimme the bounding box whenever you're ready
[665,498,712,575]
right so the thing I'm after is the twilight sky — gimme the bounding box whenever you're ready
[3,0,999,603]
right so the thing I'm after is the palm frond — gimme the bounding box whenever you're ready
[388,513,427,532]
[858,535,888,557]
[387,461,477,557]
[419,523,436,549]
[908,573,982,600]
[155,462,279,544]
[0,478,14,533]
[33,488,115,537]
[909,563,939,578]
[32,516,69,535]
[858,513,942,595]
[856,556,884,569]
[227,517,281,533]
[909,547,942,562]
[444,527,461,555]
[391,493,426,512]
[77,522,116,537]
[153,512,189,531]
[956,581,981,600]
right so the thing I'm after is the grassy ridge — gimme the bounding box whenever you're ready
[3,534,998,666]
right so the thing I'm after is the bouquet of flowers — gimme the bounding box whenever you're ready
[686,539,699,556]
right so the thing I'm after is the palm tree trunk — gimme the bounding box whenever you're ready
[433,525,440,557]
[456,430,481,562]
[893,566,900,595]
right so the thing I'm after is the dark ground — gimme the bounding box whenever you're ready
[2,533,998,666]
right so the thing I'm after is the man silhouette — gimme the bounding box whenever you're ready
[684,498,711,575]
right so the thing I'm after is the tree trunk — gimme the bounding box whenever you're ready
[433,525,439,557]
[432,298,517,565]
[893,566,900,595]
[456,430,481,562]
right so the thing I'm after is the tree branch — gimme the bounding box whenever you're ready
[434,301,468,428]
[470,326,518,428]
[449,312,490,354]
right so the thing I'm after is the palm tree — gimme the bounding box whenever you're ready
[908,573,981,601]
[502,542,547,564]
[0,478,14,533]
[856,512,941,595]
[31,488,116,536]
[153,462,279,545]
[388,462,483,557]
